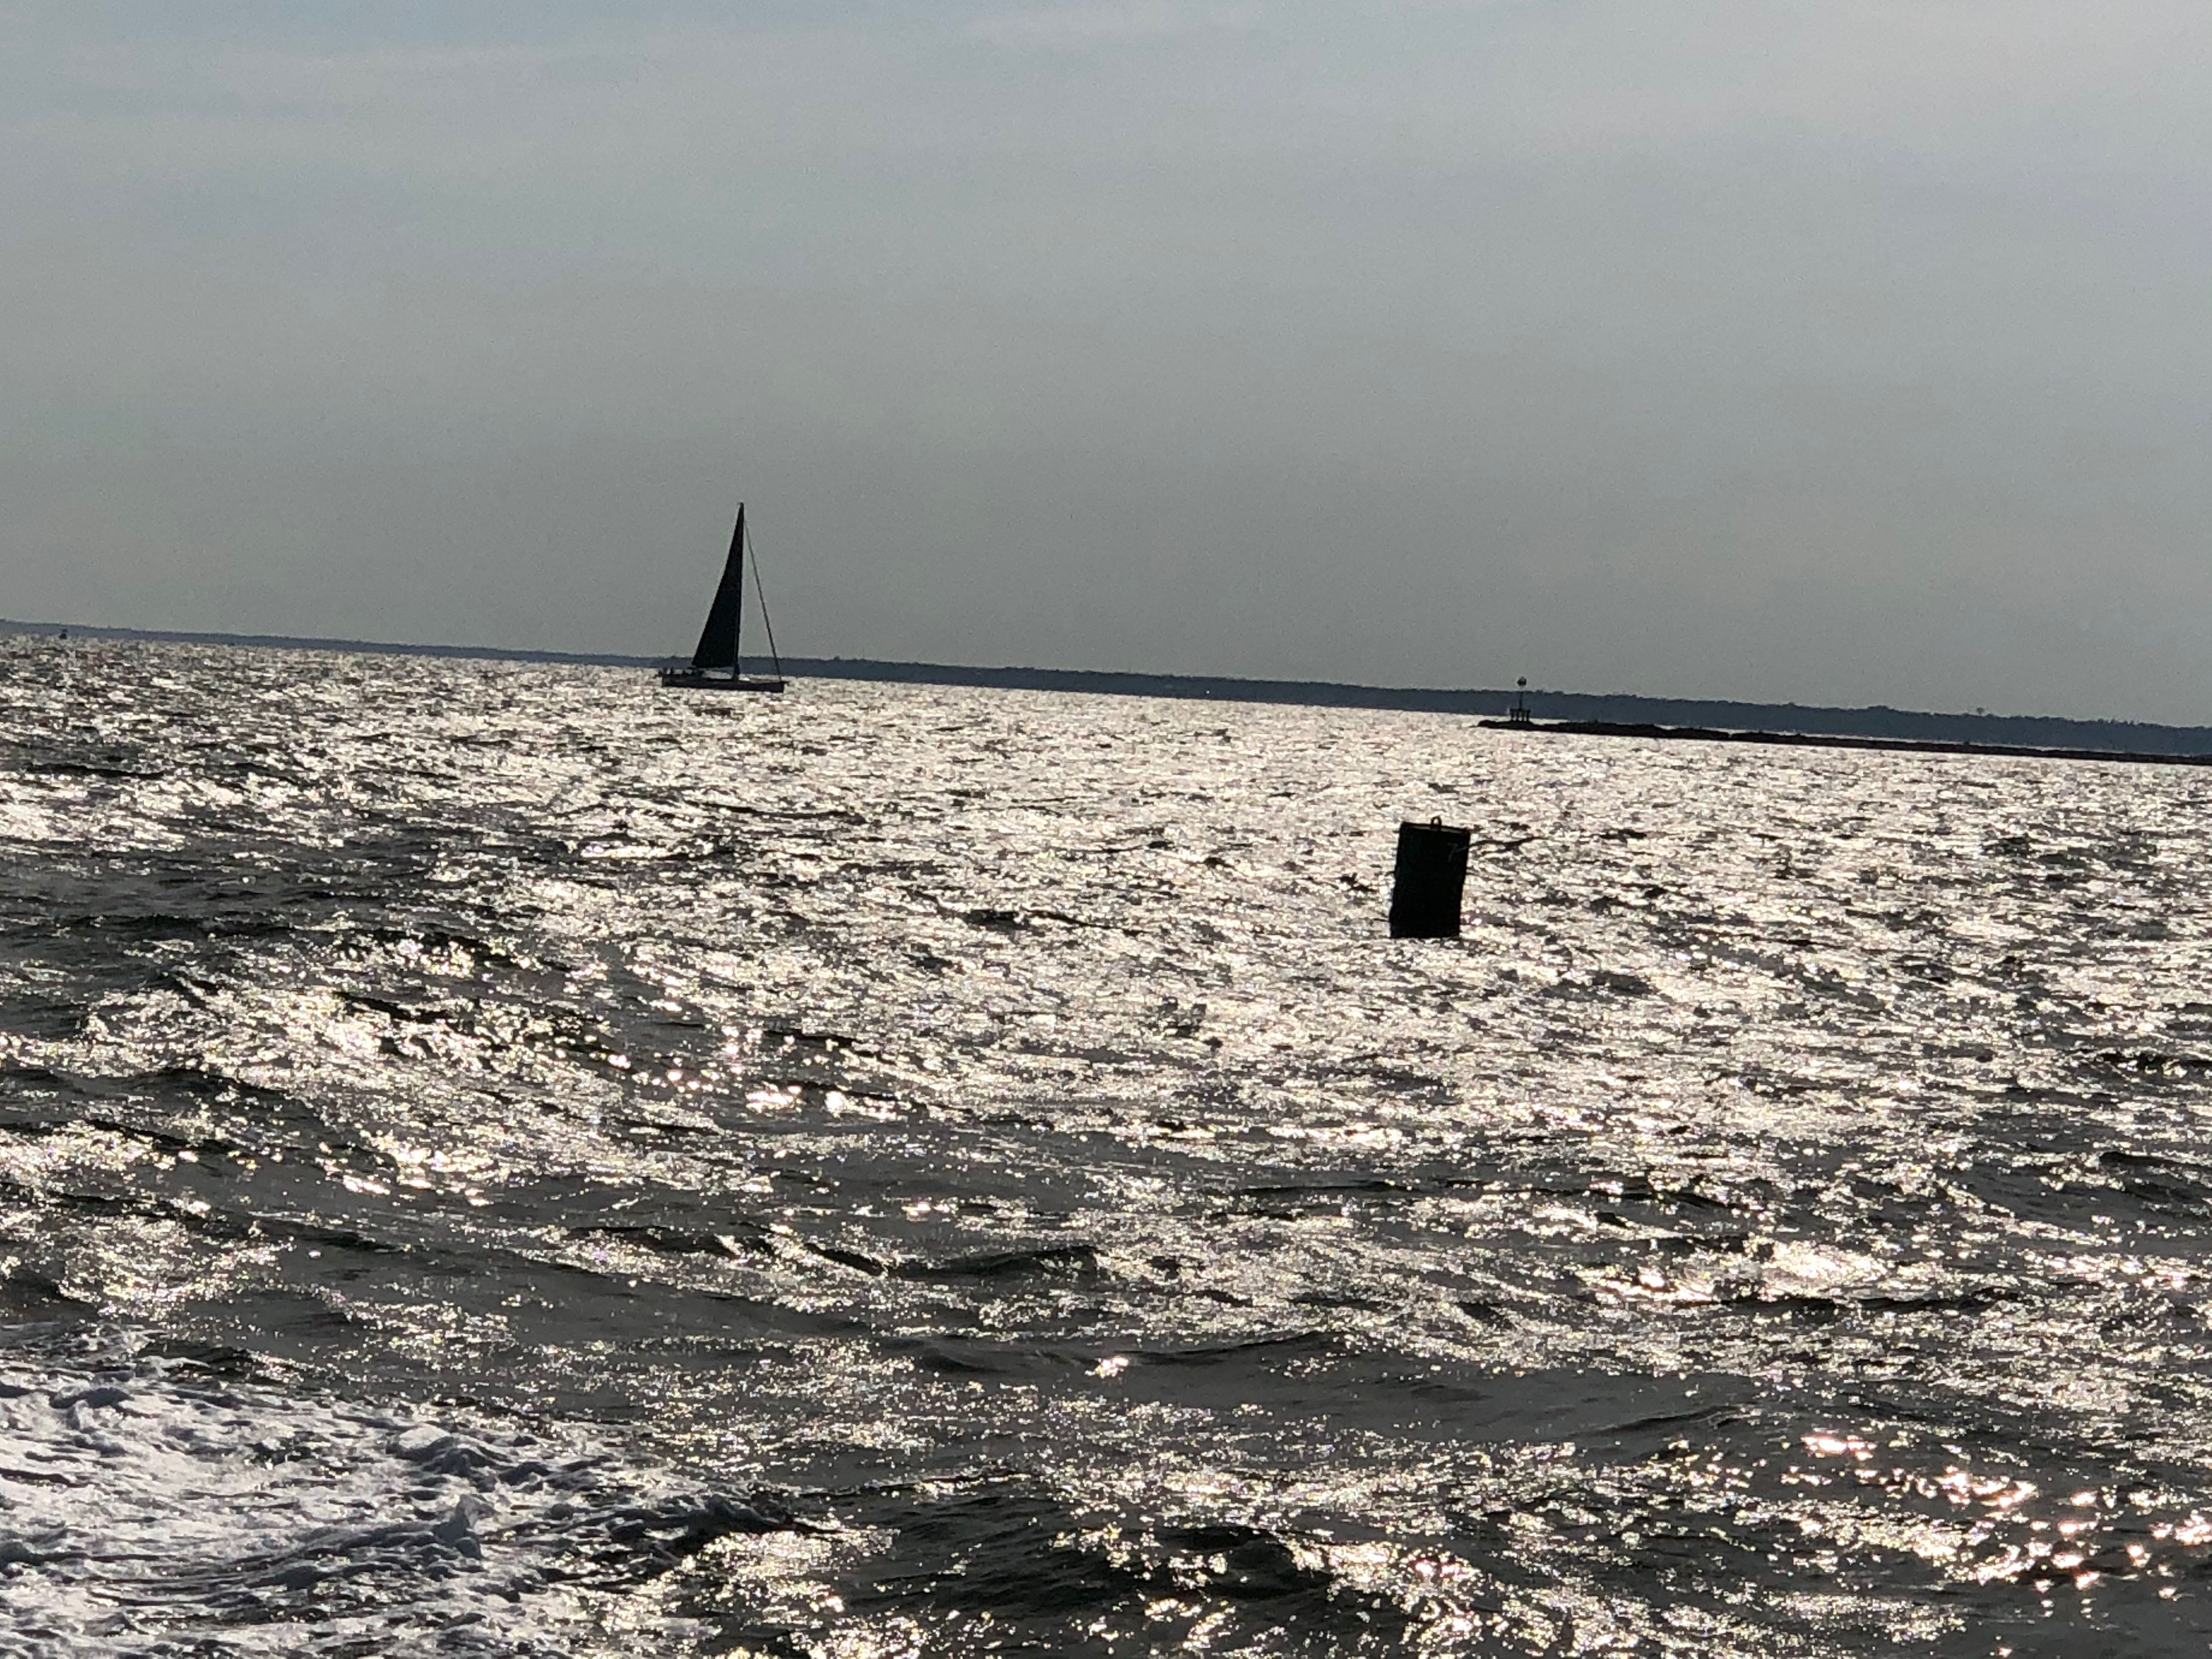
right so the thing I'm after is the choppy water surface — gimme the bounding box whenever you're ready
[5,636,2212,1655]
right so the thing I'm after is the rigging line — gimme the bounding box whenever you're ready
[738,500,756,676]
[746,512,783,679]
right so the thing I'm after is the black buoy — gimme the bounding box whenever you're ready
[1389,818,1471,938]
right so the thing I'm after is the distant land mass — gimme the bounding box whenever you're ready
[7,617,2211,758]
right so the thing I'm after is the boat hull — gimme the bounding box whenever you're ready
[657,669,785,693]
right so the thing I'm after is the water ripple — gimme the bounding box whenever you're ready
[3,634,2212,1653]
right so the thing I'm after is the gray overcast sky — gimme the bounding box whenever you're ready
[5,2,2209,720]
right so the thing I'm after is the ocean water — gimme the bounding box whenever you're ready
[4,634,2212,1656]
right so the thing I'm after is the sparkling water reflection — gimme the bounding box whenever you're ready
[3,634,2212,1654]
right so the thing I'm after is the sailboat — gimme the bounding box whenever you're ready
[658,502,786,692]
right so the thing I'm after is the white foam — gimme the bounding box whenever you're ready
[0,1333,741,1657]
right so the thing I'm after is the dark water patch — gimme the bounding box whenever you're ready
[709,1480,1413,1658]
[569,1222,764,1259]
[10,755,165,781]
[0,1267,92,1323]
[890,1240,1102,1282]
[801,1240,890,1276]
[2093,1149,2212,1215]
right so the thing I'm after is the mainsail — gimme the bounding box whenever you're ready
[689,504,747,672]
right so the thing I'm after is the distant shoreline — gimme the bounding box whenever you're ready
[7,616,2211,758]
[1482,718,2212,768]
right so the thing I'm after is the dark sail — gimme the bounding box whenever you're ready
[689,504,746,672]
